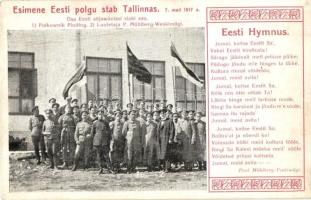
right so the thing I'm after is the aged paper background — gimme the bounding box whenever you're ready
[0,0,310,199]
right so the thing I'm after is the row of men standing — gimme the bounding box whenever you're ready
[28,96,206,173]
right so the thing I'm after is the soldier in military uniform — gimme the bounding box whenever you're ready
[58,105,76,168]
[144,112,159,171]
[29,106,47,164]
[109,110,125,173]
[158,109,175,172]
[172,112,183,170]
[178,110,196,171]
[146,104,153,113]
[194,112,206,170]
[72,106,81,125]
[72,111,92,171]
[122,110,142,173]
[88,106,98,123]
[136,109,147,165]
[60,96,72,115]
[121,110,128,123]
[80,103,88,111]
[42,109,59,169]
[71,98,79,108]
[126,102,133,113]
[92,110,113,174]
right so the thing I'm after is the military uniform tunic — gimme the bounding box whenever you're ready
[178,118,196,162]
[109,120,125,166]
[122,119,142,168]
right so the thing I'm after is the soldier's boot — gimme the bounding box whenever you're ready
[203,161,207,170]
[60,162,68,169]
[164,160,170,173]
[49,158,54,169]
[198,161,203,170]
[72,157,78,171]
[185,162,189,171]
[53,156,59,169]
[189,162,193,171]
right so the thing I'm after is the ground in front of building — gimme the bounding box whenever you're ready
[9,158,207,191]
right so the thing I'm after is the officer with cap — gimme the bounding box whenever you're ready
[158,108,175,172]
[109,110,125,173]
[122,109,142,173]
[51,103,62,122]
[60,96,72,115]
[71,98,79,108]
[72,110,92,171]
[166,104,174,112]
[58,105,75,168]
[29,106,47,164]
[160,99,167,110]
[126,102,134,113]
[42,109,59,169]
[92,110,113,174]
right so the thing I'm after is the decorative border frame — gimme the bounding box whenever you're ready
[206,6,305,192]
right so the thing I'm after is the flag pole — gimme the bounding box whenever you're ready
[126,41,132,104]
[172,65,177,110]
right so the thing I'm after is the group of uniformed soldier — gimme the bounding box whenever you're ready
[29,96,206,174]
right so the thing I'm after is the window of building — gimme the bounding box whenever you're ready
[8,52,37,115]
[133,61,165,104]
[175,63,206,114]
[86,57,122,104]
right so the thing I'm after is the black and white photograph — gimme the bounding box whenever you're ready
[8,28,207,191]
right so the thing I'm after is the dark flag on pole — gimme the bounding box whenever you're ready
[62,60,87,99]
[171,42,204,87]
[127,44,152,84]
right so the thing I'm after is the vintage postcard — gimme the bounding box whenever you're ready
[0,0,310,199]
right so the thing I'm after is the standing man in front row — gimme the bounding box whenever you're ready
[92,110,113,174]
[158,109,175,172]
[58,105,75,168]
[29,106,46,165]
[72,111,92,171]
[42,109,59,169]
[122,110,142,173]
[109,110,125,173]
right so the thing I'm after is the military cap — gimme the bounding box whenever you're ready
[114,109,122,115]
[166,104,173,108]
[152,110,160,115]
[160,108,167,113]
[31,106,39,112]
[126,102,133,107]
[97,109,105,114]
[66,96,72,101]
[45,109,52,114]
[72,105,79,110]
[188,110,195,114]
[80,107,88,112]
[195,111,203,115]
[80,103,87,108]
[52,103,60,108]
[48,98,56,103]
[80,110,89,116]
[71,98,78,103]
[128,109,137,115]
[98,105,107,110]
